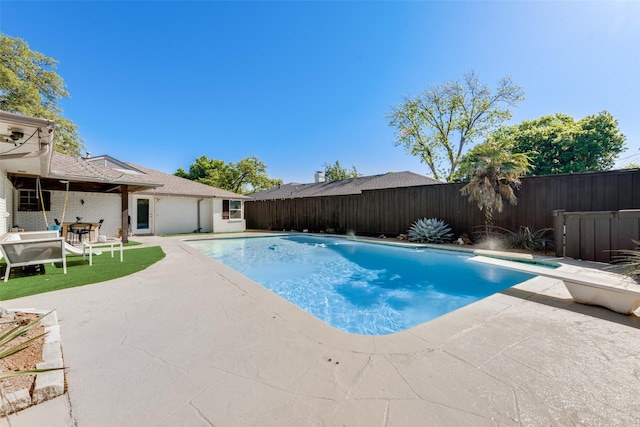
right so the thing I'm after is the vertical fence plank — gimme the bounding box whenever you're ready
[594,215,613,262]
[592,175,606,211]
[580,217,595,261]
[633,173,640,207]
[618,210,640,249]
[565,216,581,259]
[553,210,565,258]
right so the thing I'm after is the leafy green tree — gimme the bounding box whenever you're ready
[388,70,524,182]
[498,112,626,175]
[622,162,640,169]
[175,156,225,181]
[323,160,361,182]
[0,34,83,155]
[176,155,283,194]
[460,136,532,234]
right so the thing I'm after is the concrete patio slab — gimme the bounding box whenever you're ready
[3,233,640,426]
[3,394,72,427]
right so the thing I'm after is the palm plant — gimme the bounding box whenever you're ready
[460,136,532,236]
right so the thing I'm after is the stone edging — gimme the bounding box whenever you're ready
[0,309,65,415]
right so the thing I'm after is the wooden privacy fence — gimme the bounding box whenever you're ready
[553,209,640,262]
[245,169,640,260]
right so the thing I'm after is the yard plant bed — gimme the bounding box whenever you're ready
[0,312,44,396]
[0,309,65,417]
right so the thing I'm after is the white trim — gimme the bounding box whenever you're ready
[132,196,154,235]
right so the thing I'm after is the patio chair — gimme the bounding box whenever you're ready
[68,223,92,244]
[0,236,67,282]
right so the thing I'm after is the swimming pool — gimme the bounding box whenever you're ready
[187,235,534,335]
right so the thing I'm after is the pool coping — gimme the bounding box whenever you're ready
[178,233,575,354]
[7,233,640,425]
[184,231,561,266]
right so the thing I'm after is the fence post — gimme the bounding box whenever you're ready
[552,210,565,257]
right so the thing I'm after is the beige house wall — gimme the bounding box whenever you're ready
[212,198,246,233]
[9,189,246,236]
[143,195,206,235]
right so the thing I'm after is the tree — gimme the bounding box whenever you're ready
[0,34,83,155]
[388,70,524,182]
[175,155,283,194]
[498,112,626,175]
[175,156,225,181]
[323,160,361,182]
[460,136,532,234]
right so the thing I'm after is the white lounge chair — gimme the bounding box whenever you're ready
[0,232,67,282]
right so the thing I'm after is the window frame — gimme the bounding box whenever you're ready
[222,199,242,220]
[229,199,242,219]
[18,190,51,212]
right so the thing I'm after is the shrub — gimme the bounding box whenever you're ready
[502,226,555,252]
[408,218,454,243]
[610,240,640,280]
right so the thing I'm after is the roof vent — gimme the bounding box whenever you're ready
[314,171,325,183]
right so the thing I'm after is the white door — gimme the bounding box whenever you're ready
[133,196,153,235]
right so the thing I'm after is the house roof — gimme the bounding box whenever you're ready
[46,152,162,192]
[1,111,247,200]
[125,161,250,199]
[9,152,247,199]
[249,171,442,200]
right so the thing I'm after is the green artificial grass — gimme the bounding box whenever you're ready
[0,246,165,300]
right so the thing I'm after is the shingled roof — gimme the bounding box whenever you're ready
[126,162,250,199]
[43,153,247,199]
[45,152,162,192]
[249,171,442,200]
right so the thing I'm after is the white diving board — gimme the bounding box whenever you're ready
[471,255,640,315]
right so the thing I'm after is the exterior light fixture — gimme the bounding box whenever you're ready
[10,130,24,141]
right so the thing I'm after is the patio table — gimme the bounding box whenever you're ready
[82,239,123,266]
[62,222,102,243]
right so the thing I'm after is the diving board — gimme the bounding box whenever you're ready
[471,256,640,315]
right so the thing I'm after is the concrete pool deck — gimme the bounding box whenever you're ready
[4,233,640,426]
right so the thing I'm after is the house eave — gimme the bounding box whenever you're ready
[8,172,163,194]
[0,111,56,177]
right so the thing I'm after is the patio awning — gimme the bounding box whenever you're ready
[8,151,163,194]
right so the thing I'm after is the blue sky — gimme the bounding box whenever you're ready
[1,1,639,183]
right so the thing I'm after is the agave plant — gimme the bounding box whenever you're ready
[408,218,453,243]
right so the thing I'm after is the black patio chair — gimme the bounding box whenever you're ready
[68,223,92,244]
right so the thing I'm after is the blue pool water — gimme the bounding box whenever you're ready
[187,235,534,335]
